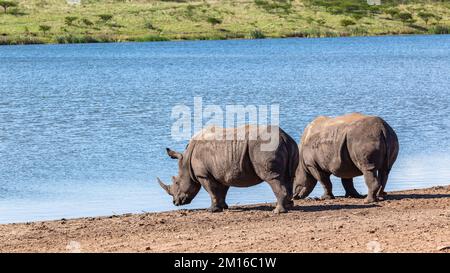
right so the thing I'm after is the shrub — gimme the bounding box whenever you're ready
[108,22,123,28]
[285,29,340,38]
[429,25,450,35]
[185,4,195,18]
[349,26,368,36]
[82,18,94,26]
[316,18,326,26]
[129,35,169,42]
[398,12,414,25]
[39,25,51,35]
[144,21,155,30]
[340,18,356,27]
[249,29,266,39]
[98,14,113,23]
[207,17,222,26]
[224,32,245,39]
[55,34,118,44]
[0,36,44,45]
[65,16,78,26]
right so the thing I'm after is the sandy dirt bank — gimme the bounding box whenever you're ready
[1,186,449,253]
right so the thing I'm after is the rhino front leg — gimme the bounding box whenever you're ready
[267,179,292,213]
[342,178,364,198]
[199,178,229,213]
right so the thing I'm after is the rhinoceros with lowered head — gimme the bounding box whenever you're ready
[157,125,299,213]
[293,113,399,203]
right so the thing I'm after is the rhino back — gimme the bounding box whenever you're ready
[189,125,297,187]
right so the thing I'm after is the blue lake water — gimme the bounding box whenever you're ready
[0,35,449,223]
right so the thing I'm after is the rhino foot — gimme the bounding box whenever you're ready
[377,191,387,199]
[286,200,294,209]
[345,192,364,199]
[273,206,288,214]
[364,196,379,204]
[321,194,335,200]
[209,206,224,213]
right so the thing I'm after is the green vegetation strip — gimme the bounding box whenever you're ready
[0,0,449,45]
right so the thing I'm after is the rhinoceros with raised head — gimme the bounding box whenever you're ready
[293,113,399,203]
[157,125,299,213]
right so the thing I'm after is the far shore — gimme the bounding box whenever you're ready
[1,33,450,47]
[0,185,449,253]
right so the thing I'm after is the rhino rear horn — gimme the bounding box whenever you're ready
[166,148,182,159]
[157,177,172,195]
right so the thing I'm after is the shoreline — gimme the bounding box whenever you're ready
[1,32,449,47]
[1,185,449,253]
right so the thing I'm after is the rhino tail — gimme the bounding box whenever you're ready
[287,133,300,183]
[380,122,398,172]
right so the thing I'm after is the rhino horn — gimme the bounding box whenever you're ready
[157,177,172,195]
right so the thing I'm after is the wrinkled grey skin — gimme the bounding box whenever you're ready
[293,113,399,203]
[158,125,299,213]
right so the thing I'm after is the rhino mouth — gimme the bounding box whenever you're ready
[174,197,192,206]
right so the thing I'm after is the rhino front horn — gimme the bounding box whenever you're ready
[157,177,172,195]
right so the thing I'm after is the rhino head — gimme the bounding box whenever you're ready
[157,148,201,206]
[292,163,317,199]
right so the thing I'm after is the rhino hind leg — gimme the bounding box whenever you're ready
[377,170,389,200]
[342,178,364,198]
[267,178,292,213]
[219,186,230,210]
[363,170,382,203]
[319,176,335,200]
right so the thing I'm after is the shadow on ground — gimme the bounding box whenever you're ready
[386,193,450,200]
[228,190,450,213]
[230,203,380,212]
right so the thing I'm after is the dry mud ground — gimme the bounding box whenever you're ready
[1,186,449,253]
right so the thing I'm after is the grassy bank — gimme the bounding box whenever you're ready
[0,0,449,45]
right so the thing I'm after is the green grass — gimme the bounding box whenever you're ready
[0,0,449,45]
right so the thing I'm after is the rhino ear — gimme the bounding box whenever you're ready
[166,148,182,160]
